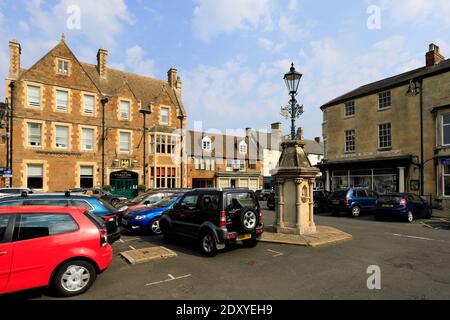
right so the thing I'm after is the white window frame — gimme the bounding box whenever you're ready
[202,136,212,151]
[81,128,95,151]
[55,125,70,149]
[120,100,131,120]
[378,91,392,110]
[83,94,95,116]
[56,90,69,112]
[119,131,131,153]
[442,114,450,146]
[344,101,355,117]
[57,59,69,75]
[345,130,356,153]
[443,164,450,198]
[239,141,248,154]
[27,85,41,108]
[27,122,42,147]
[160,107,170,125]
[378,123,392,150]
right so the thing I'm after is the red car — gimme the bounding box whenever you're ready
[0,206,113,297]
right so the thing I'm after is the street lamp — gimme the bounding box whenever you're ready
[140,106,152,187]
[282,63,304,140]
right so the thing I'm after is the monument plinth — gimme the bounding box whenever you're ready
[272,133,319,235]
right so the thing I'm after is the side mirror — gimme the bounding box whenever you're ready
[144,201,151,206]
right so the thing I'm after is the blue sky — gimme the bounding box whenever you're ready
[0,0,449,139]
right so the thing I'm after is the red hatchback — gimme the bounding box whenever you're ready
[0,206,112,297]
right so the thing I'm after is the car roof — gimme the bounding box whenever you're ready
[0,206,87,215]
[0,193,98,201]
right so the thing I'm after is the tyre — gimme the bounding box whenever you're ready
[149,218,162,235]
[351,206,361,218]
[425,210,432,219]
[407,211,414,223]
[200,231,218,257]
[52,260,97,297]
[239,210,257,233]
[161,222,174,243]
[110,198,120,207]
[242,238,258,248]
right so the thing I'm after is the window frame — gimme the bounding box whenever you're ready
[83,94,96,116]
[378,91,392,110]
[442,114,450,146]
[26,164,44,190]
[345,130,356,153]
[27,85,41,108]
[57,59,70,76]
[81,127,95,151]
[119,131,132,153]
[55,125,70,149]
[202,137,212,151]
[344,101,355,117]
[27,122,43,148]
[378,123,392,150]
[119,100,131,120]
[55,89,69,112]
[160,107,170,125]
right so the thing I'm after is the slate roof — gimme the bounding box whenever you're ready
[304,139,324,156]
[321,59,450,110]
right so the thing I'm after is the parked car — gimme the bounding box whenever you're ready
[267,191,275,210]
[328,188,379,217]
[255,189,272,201]
[86,189,128,208]
[313,190,331,213]
[375,193,432,223]
[160,188,264,257]
[0,193,120,244]
[121,194,184,234]
[0,206,112,297]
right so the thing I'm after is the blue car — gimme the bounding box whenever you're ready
[121,194,183,234]
[328,188,379,217]
[375,193,432,223]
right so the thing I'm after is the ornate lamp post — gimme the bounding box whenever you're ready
[281,63,303,140]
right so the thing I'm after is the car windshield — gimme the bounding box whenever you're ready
[130,193,149,203]
[379,195,403,203]
[154,195,181,208]
[99,198,118,212]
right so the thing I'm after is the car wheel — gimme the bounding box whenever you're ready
[149,218,162,235]
[200,231,218,257]
[407,211,414,223]
[110,199,120,207]
[52,260,96,297]
[351,206,361,218]
[240,210,257,233]
[242,238,258,248]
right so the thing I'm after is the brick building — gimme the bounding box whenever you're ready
[1,36,186,197]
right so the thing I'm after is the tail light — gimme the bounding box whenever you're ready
[343,197,349,205]
[258,208,262,223]
[400,198,407,206]
[220,211,227,228]
[100,228,108,247]
[102,215,116,223]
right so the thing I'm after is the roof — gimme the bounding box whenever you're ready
[321,59,450,110]
[0,206,86,214]
[304,139,324,156]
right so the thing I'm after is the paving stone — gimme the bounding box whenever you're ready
[120,247,177,265]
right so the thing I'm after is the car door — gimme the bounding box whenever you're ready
[198,194,220,227]
[355,190,367,208]
[0,214,14,293]
[7,213,78,293]
[406,195,419,217]
[172,194,200,237]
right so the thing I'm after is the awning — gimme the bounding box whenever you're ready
[317,155,415,171]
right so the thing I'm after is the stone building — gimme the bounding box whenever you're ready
[186,130,263,190]
[319,43,450,208]
[1,36,186,197]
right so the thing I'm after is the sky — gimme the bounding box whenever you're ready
[0,0,450,139]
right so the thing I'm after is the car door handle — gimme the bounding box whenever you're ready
[0,251,7,256]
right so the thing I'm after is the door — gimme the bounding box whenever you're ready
[173,194,200,237]
[230,180,237,189]
[0,215,14,292]
[110,171,139,199]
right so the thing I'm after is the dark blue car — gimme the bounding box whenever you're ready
[375,193,432,223]
[328,188,379,217]
[121,194,183,234]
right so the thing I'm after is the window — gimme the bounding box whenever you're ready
[239,141,247,154]
[345,101,355,117]
[56,90,69,112]
[156,135,166,154]
[120,132,131,152]
[120,101,130,120]
[55,126,69,148]
[201,195,220,211]
[27,123,42,147]
[154,167,177,188]
[249,160,257,169]
[443,165,450,197]
[14,214,78,241]
[28,85,41,107]
[27,164,43,189]
[202,137,212,151]
[80,166,94,189]
[160,107,169,125]
[167,136,176,154]
[180,195,199,210]
[57,60,69,75]
[150,135,155,153]
[82,128,95,151]
[84,95,95,115]
[379,123,392,149]
[345,130,356,153]
[72,200,94,211]
[379,91,391,109]
[0,215,11,242]
[226,159,233,171]
[442,114,450,146]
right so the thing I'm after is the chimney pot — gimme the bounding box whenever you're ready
[315,137,321,144]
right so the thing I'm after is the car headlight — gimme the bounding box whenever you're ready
[118,206,128,212]
[134,215,147,220]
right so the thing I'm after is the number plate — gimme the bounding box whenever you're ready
[332,200,339,205]
[382,204,394,208]
[237,234,252,241]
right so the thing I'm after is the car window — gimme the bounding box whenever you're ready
[145,193,165,204]
[0,200,25,207]
[0,215,11,242]
[71,200,94,211]
[407,195,415,201]
[226,192,257,210]
[201,195,220,211]
[25,200,70,207]
[355,190,367,198]
[180,195,199,210]
[14,214,78,242]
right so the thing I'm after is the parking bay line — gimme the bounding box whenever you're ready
[146,274,192,287]
[390,233,435,241]
[267,249,284,257]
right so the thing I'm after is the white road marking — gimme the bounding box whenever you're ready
[391,233,435,241]
[146,274,192,287]
[119,239,125,244]
[267,249,284,257]
[129,245,136,250]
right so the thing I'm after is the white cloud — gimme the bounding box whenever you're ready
[192,0,273,42]
[382,0,450,27]
[258,37,285,53]
[125,45,157,77]
[278,15,310,40]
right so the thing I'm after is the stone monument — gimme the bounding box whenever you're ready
[272,128,319,235]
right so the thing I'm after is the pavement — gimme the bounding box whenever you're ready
[5,203,450,300]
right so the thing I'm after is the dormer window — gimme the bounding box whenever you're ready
[202,136,212,151]
[57,59,69,75]
[239,140,247,154]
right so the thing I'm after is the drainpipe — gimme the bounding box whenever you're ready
[178,114,185,188]
[101,98,109,190]
[419,80,424,196]
[8,82,15,187]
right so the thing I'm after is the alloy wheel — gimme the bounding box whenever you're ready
[243,211,257,230]
[61,265,90,292]
[408,211,414,223]
[352,206,361,217]
[151,219,161,234]
[202,234,214,253]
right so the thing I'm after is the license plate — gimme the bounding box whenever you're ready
[332,200,339,205]
[382,204,394,208]
[237,234,252,241]
[121,219,128,226]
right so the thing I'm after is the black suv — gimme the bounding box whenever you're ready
[160,189,264,257]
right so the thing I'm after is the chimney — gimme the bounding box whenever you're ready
[176,75,182,91]
[97,48,108,79]
[8,40,21,80]
[271,122,282,150]
[168,67,177,88]
[245,128,253,138]
[315,137,321,144]
[426,43,445,67]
